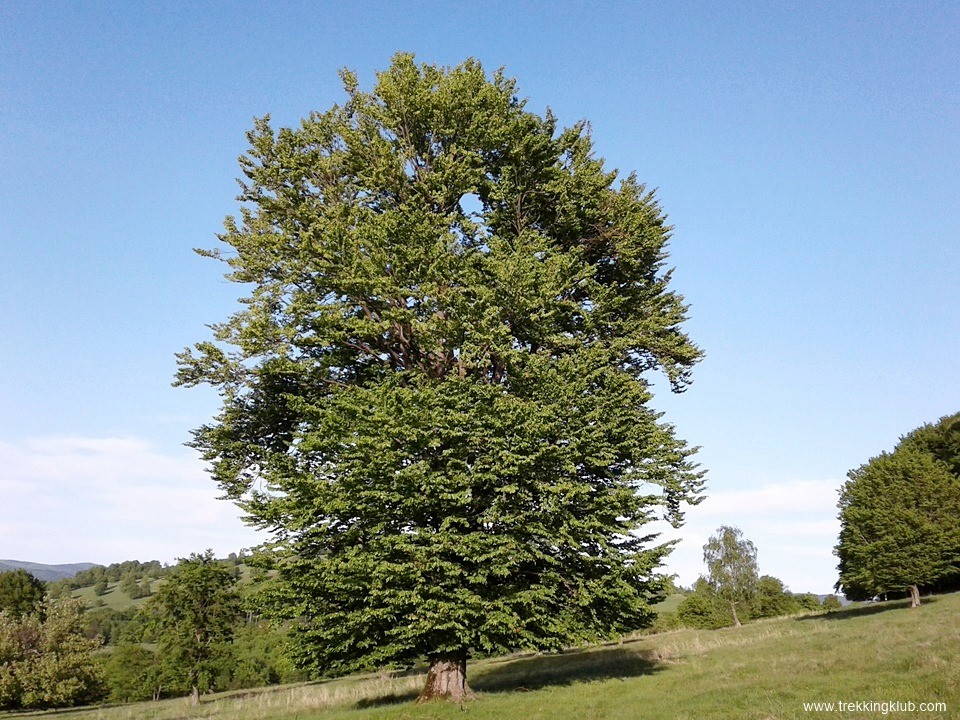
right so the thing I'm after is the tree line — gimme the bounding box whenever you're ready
[656,526,842,632]
[0,553,307,710]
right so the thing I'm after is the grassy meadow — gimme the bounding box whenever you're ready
[71,583,156,612]
[11,592,958,720]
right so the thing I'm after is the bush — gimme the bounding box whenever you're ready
[821,595,843,612]
[100,644,171,702]
[676,582,735,629]
[792,593,821,611]
[752,576,802,619]
[0,598,104,709]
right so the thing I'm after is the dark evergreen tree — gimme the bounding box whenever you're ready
[177,54,704,701]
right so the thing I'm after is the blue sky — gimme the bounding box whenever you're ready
[1,1,957,593]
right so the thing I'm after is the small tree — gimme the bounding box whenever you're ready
[703,526,758,627]
[146,551,241,705]
[836,447,960,607]
[119,575,139,598]
[0,570,45,619]
[791,593,821,611]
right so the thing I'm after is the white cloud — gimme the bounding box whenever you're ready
[654,478,845,594]
[0,437,847,593]
[0,436,263,565]
[691,479,840,517]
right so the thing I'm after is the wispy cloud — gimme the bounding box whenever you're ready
[0,436,262,565]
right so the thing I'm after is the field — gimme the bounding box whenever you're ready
[71,582,156,612]
[11,594,959,720]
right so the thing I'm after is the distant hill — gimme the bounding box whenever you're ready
[0,559,99,582]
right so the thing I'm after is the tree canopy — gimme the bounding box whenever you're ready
[0,570,46,619]
[176,54,704,702]
[836,415,960,606]
[0,598,103,710]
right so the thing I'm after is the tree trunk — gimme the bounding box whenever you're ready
[416,651,475,703]
[189,684,200,706]
[909,584,921,608]
[731,601,742,627]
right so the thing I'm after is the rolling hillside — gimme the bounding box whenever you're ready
[0,559,98,582]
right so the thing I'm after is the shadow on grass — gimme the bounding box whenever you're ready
[796,597,937,622]
[355,690,420,709]
[472,646,663,694]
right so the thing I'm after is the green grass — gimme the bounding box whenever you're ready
[11,593,960,720]
[652,592,686,615]
[72,564,256,613]
[72,579,164,612]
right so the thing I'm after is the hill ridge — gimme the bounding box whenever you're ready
[0,559,100,582]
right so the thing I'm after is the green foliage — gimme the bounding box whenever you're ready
[49,560,166,597]
[821,594,843,611]
[119,575,152,599]
[676,578,734,629]
[899,411,960,476]
[93,579,109,596]
[0,598,104,709]
[702,526,758,625]
[0,569,46,619]
[177,54,703,681]
[792,593,822,611]
[752,575,800,619]
[676,573,819,628]
[99,644,167,702]
[836,429,960,601]
[145,550,242,701]
[227,622,311,690]
[82,606,146,646]
[647,610,682,633]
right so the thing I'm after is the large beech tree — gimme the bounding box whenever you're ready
[176,55,704,702]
